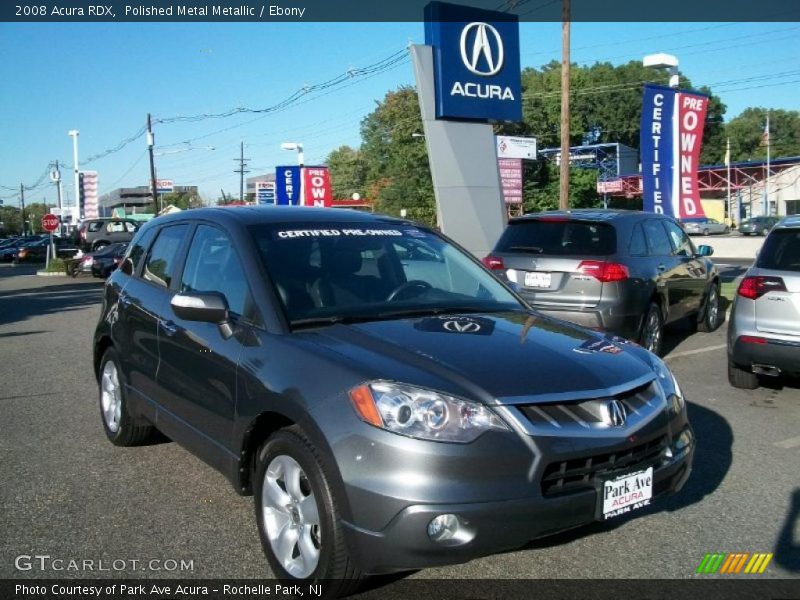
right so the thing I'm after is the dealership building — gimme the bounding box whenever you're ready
[97,185,199,216]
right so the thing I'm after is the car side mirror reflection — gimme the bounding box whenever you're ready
[171,292,230,325]
[697,245,714,257]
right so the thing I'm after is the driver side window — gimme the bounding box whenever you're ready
[664,220,694,257]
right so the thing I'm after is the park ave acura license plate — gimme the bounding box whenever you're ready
[601,467,653,520]
[524,271,551,288]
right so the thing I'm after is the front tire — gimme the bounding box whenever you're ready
[697,282,721,332]
[703,228,710,236]
[254,427,364,594]
[728,358,759,389]
[639,302,664,356]
[98,348,155,446]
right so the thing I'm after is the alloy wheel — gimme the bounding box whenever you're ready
[707,286,719,327]
[643,311,662,353]
[100,360,122,433]
[261,455,321,578]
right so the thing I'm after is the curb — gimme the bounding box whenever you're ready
[35,271,67,277]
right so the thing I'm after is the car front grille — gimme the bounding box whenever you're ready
[518,381,660,433]
[540,434,668,497]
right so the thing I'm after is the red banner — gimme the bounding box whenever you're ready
[302,167,332,207]
[498,158,523,205]
[677,92,708,218]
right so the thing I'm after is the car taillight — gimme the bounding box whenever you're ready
[737,276,787,300]
[482,255,505,271]
[82,256,94,265]
[18,249,27,259]
[739,335,767,345]
[80,229,87,240]
[578,260,629,282]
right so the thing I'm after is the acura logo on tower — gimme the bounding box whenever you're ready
[602,400,627,427]
[459,22,504,76]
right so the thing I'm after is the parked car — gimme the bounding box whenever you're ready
[94,207,694,590]
[483,210,721,356]
[89,242,128,278]
[680,217,729,236]
[738,216,779,236]
[0,236,45,262]
[14,237,80,263]
[75,218,140,252]
[727,216,800,388]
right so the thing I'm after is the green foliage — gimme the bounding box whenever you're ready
[725,107,800,163]
[160,190,202,210]
[326,146,367,200]
[0,206,23,235]
[45,257,66,273]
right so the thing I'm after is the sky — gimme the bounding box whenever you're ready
[1,20,798,207]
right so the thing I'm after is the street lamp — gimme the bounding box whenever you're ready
[68,129,80,222]
[643,53,680,88]
[280,142,304,166]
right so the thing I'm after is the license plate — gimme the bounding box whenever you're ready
[600,467,653,520]
[524,271,551,288]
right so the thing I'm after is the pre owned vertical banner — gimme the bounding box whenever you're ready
[302,167,332,207]
[640,84,707,218]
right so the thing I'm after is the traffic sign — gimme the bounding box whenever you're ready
[41,214,60,232]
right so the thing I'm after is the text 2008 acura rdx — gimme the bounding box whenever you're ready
[94,207,694,592]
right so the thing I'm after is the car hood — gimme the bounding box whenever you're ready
[306,312,655,405]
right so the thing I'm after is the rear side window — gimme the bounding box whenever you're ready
[143,225,189,288]
[629,223,648,256]
[643,219,673,256]
[495,220,616,256]
[757,230,800,272]
[88,221,103,233]
[127,227,157,273]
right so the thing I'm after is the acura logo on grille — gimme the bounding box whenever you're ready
[602,400,627,427]
[443,320,482,333]
[460,22,505,76]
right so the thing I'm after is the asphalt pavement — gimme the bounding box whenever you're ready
[1,268,798,588]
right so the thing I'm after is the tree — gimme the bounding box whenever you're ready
[725,107,800,163]
[0,206,22,235]
[326,146,366,200]
[359,86,436,225]
[161,190,202,210]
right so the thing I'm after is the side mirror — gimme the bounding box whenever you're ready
[171,292,229,324]
[119,257,134,275]
[697,245,714,257]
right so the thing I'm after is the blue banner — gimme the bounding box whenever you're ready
[425,2,521,122]
[640,84,677,217]
[275,166,301,206]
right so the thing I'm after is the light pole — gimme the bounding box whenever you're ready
[643,53,680,88]
[281,142,305,206]
[68,130,80,221]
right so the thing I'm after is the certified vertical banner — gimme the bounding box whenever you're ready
[275,166,301,206]
[640,84,707,218]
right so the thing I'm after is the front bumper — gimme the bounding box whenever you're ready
[339,424,694,574]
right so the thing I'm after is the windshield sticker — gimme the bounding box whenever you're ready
[276,228,404,239]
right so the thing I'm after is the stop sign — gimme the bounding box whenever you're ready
[41,213,60,232]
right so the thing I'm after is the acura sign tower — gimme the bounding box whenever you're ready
[414,2,522,256]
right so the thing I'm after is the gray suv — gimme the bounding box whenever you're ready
[76,218,140,251]
[484,210,721,355]
[93,207,694,592]
[728,215,800,388]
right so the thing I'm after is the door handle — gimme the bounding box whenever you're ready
[160,320,178,336]
[657,264,667,272]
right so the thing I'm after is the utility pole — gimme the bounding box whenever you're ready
[19,183,27,236]
[147,113,158,214]
[559,0,571,211]
[53,160,63,212]
[68,130,80,222]
[764,111,771,217]
[234,141,250,203]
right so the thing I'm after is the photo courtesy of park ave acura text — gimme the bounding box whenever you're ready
[1,0,799,598]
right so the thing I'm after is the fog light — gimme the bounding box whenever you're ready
[427,514,459,543]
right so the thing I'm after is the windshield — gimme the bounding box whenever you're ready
[250,223,522,326]
[756,229,800,272]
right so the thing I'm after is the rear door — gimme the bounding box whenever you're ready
[753,228,800,336]
[663,219,707,315]
[494,218,616,308]
[642,218,684,320]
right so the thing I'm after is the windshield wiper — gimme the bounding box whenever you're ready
[374,306,508,319]
[291,314,383,329]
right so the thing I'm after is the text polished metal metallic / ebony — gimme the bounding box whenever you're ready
[93,207,694,592]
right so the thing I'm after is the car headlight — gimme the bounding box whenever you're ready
[348,382,508,443]
[651,356,684,415]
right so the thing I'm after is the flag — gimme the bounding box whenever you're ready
[760,114,770,147]
[724,138,731,167]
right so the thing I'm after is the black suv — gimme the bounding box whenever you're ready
[483,210,721,355]
[93,207,693,591]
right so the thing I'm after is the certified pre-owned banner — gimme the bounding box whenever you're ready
[640,84,708,218]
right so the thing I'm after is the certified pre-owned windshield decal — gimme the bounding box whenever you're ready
[276,228,404,239]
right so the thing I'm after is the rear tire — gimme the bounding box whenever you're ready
[728,358,759,389]
[703,228,710,236]
[639,302,664,356]
[254,427,365,596]
[697,283,721,332]
[98,348,155,446]
[93,242,109,252]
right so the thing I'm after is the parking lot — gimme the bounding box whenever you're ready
[1,265,798,585]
